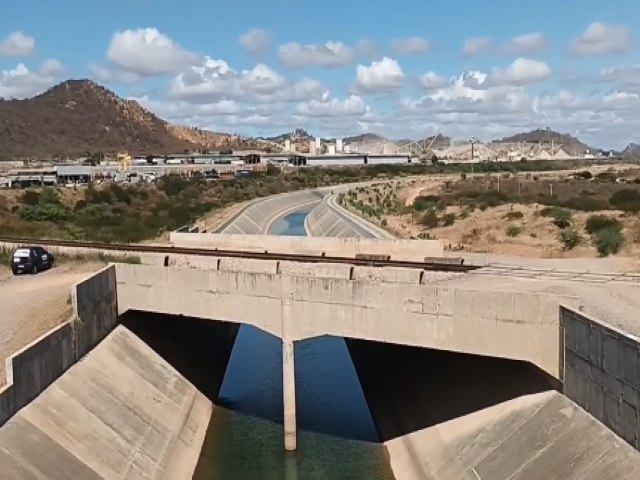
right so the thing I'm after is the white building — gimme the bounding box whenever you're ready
[336,138,343,153]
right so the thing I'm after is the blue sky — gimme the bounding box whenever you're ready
[1,0,639,148]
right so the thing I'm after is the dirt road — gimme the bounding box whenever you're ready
[0,262,102,387]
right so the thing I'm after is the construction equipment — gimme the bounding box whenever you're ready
[116,151,132,172]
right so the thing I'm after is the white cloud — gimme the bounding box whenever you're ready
[504,33,547,54]
[354,57,404,94]
[485,58,551,87]
[88,64,141,84]
[278,41,354,68]
[239,29,273,57]
[462,37,493,57]
[107,28,199,76]
[419,71,447,90]
[601,65,640,91]
[570,22,633,56]
[0,31,36,57]
[168,57,326,104]
[295,94,367,117]
[391,37,432,56]
[0,60,65,99]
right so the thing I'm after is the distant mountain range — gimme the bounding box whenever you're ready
[0,78,632,160]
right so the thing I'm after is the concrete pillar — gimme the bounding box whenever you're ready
[282,339,297,451]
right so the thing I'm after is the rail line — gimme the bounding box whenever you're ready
[0,236,479,272]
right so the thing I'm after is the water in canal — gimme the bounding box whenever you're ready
[194,210,394,479]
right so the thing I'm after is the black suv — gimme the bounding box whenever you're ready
[11,246,55,275]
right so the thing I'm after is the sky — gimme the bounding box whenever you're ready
[1,0,639,149]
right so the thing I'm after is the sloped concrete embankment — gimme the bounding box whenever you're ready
[0,325,212,480]
[304,194,394,239]
[562,306,640,452]
[0,264,118,427]
[0,266,222,479]
[216,190,325,234]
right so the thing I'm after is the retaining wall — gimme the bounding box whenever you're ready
[169,232,443,261]
[562,306,640,451]
[0,265,118,427]
[0,240,154,264]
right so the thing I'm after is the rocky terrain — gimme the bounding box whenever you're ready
[0,79,264,160]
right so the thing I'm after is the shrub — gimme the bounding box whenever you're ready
[562,196,610,212]
[585,215,622,235]
[422,209,439,228]
[413,195,440,211]
[594,227,624,256]
[506,225,523,237]
[559,228,582,250]
[540,207,572,228]
[574,171,593,180]
[610,189,640,212]
[441,213,456,226]
[380,218,387,228]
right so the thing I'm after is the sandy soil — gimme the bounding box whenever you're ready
[0,262,103,387]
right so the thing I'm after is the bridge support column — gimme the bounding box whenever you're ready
[282,339,297,451]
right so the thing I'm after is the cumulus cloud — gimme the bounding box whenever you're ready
[391,37,432,56]
[601,65,640,91]
[239,29,273,57]
[485,58,551,87]
[504,33,547,54]
[295,94,367,117]
[278,41,354,68]
[0,31,36,57]
[570,22,633,56]
[107,28,200,76]
[0,60,65,99]
[462,37,493,57]
[355,39,379,59]
[354,57,404,94]
[419,71,447,90]
[168,57,326,104]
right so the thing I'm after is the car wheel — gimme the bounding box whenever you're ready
[32,265,38,275]
[12,270,18,276]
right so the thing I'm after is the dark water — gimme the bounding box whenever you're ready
[194,210,394,480]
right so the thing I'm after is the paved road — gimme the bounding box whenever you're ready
[0,263,101,387]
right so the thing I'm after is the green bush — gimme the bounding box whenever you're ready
[610,189,640,212]
[441,213,456,226]
[506,225,523,237]
[413,195,440,211]
[561,196,610,212]
[559,228,582,250]
[503,211,524,221]
[585,215,622,235]
[422,209,439,228]
[594,227,624,256]
[540,207,572,228]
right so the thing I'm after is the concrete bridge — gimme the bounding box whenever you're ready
[2,188,640,479]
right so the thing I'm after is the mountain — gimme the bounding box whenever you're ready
[261,128,314,143]
[0,79,260,161]
[343,133,386,143]
[492,129,595,155]
[623,143,640,155]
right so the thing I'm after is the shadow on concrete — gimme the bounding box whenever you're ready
[120,311,240,402]
[346,338,561,442]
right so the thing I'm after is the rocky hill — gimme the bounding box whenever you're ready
[492,129,595,155]
[0,79,259,160]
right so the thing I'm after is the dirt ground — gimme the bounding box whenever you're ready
[345,165,640,264]
[0,261,103,387]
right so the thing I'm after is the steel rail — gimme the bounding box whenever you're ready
[0,236,479,272]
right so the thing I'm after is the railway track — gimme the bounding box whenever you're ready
[0,236,479,273]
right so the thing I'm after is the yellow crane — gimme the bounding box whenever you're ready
[116,151,132,172]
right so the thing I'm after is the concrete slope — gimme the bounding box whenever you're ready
[0,325,211,480]
[217,190,324,234]
[385,391,640,480]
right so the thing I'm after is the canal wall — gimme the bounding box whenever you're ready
[216,190,325,234]
[384,390,640,480]
[304,194,394,239]
[114,263,579,378]
[0,325,212,480]
[0,264,117,427]
[169,232,443,261]
[561,305,640,451]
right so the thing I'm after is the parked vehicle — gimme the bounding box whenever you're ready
[11,246,55,275]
